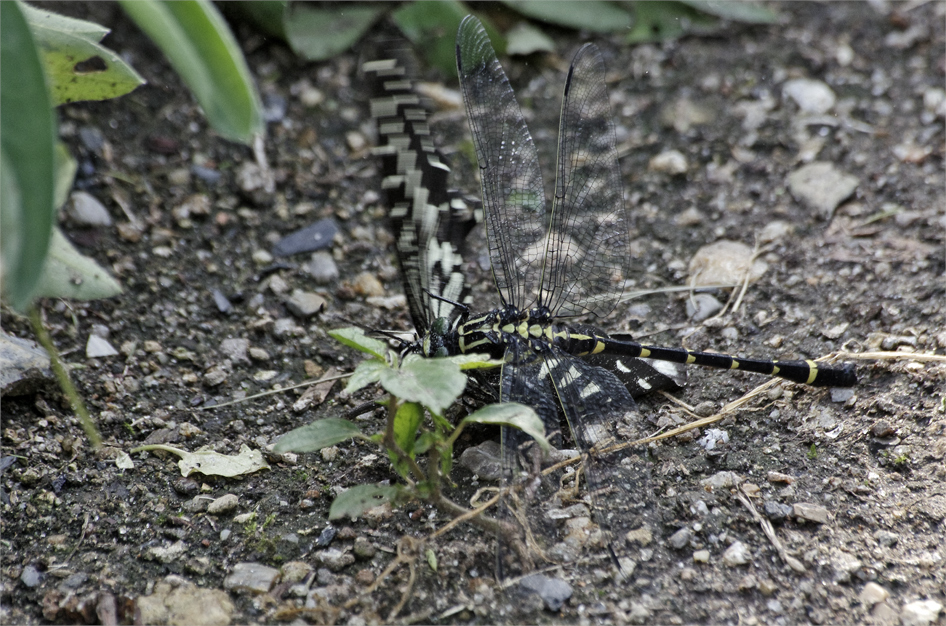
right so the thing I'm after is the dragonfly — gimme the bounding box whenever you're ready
[366,18,855,577]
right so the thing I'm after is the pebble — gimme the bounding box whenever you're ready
[830,388,855,403]
[669,527,692,550]
[702,470,738,491]
[901,600,943,626]
[624,526,652,546]
[767,471,794,484]
[68,191,112,226]
[223,562,280,594]
[688,241,767,287]
[787,161,859,218]
[249,347,270,361]
[353,537,376,559]
[351,272,385,297]
[518,574,573,612]
[648,149,688,174]
[280,561,312,584]
[286,290,326,318]
[830,550,862,583]
[272,219,339,257]
[693,549,710,563]
[722,541,750,566]
[203,366,228,387]
[782,78,836,114]
[873,529,899,547]
[758,579,778,596]
[207,494,239,515]
[192,165,222,185]
[859,582,890,606]
[20,564,43,588]
[763,500,793,522]
[86,335,118,358]
[793,502,829,524]
[252,249,274,265]
[304,251,340,284]
[459,441,503,480]
[236,163,265,193]
[219,338,249,363]
[686,293,723,322]
[147,540,186,563]
[212,289,233,314]
[137,581,234,626]
[316,548,355,572]
[315,525,337,548]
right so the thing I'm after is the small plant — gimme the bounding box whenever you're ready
[274,328,546,559]
[807,444,818,460]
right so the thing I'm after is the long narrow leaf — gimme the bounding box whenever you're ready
[120,0,263,144]
[0,1,56,310]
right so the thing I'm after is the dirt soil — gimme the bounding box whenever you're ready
[2,2,944,625]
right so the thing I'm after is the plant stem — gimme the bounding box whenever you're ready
[28,305,101,447]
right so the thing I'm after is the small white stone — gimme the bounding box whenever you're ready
[86,335,118,358]
[858,582,889,606]
[722,541,750,567]
[783,78,836,114]
[901,600,943,626]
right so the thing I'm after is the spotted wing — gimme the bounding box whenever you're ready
[544,349,659,576]
[364,51,478,332]
[497,339,660,577]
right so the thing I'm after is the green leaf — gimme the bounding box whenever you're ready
[119,0,263,144]
[30,228,122,302]
[329,327,389,360]
[220,1,289,41]
[626,1,718,43]
[381,355,466,415]
[130,443,270,478]
[329,484,400,520]
[284,3,384,61]
[505,22,556,56]
[502,0,632,32]
[345,359,388,394]
[462,403,549,453]
[680,0,778,24]
[22,3,145,105]
[1,1,56,311]
[393,1,503,77]
[273,418,365,453]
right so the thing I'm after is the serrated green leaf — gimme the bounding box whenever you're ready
[284,3,384,61]
[329,484,400,520]
[393,1,503,77]
[329,327,389,360]
[680,0,778,24]
[502,0,632,33]
[120,0,262,144]
[505,22,556,56]
[463,403,548,453]
[23,3,145,105]
[1,1,56,311]
[31,228,122,302]
[381,356,466,415]
[346,359,388,394]
[273,418,365,453]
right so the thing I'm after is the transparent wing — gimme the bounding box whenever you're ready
[456,16,547,311]
[542,44,630,318]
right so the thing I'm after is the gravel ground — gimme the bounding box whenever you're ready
[2,2,944,625]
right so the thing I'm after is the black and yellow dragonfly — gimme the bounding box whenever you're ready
[367,16,855,577]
